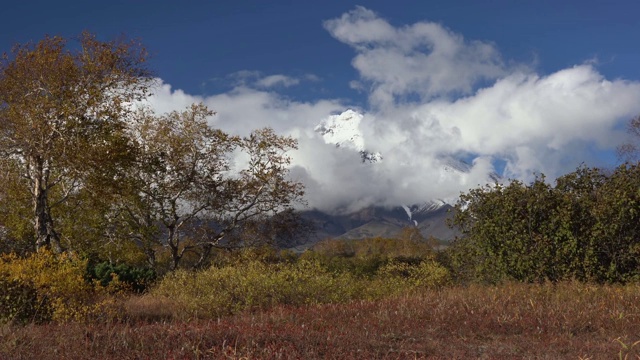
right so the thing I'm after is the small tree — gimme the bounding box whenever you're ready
[0,32,152,252]
[196,127,306,257]
[117,104,305,270]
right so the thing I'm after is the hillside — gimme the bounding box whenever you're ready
[287,203,457,251]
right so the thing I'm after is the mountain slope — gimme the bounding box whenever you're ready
[296,204,458,249]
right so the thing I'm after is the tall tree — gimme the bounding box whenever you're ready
[0,32,152,252]
[115,104,235,269]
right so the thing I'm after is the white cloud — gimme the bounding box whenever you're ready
[324,6,507,108]
[147,80,343,137]
[303,74,322,82]
[322,7,640,185]
[142,7,640,213]
[223,71,317,89]
[255,74,300,88]
[408,65,640,178]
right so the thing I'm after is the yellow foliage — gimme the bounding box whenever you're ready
[376,259,451,289]
[0,250,118,322]
[148,257,451,321]
[151,259,365,319]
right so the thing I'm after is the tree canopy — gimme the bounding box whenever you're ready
[0,33,306,272]
[0,32,152,253]
[448,164,640,283]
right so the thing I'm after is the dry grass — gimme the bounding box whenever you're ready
[2,282,640,359]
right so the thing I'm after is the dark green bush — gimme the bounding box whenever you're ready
[87,261,156,293]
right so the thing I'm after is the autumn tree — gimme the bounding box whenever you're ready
[0,157,32,254]
[200,127,306,256]
[115,104,305,270]
[0,32,152,252]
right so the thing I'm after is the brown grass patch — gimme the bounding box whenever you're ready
[121,295,178,323]
[2,282,640,359]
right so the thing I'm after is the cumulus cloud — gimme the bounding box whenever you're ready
[147,80,343,137]
[321,7,640,185]
[144,7,640,213]
[323,6,507,108]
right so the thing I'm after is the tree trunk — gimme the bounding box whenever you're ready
[167,225,181,270]
[32,158,62,253]
[193,244,213,269]
[144,246,157,269]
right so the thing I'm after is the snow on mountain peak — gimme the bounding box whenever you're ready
[315,109,382,163]
[315,109,364,150]
[400,200,450,223]
[313,109,498,211]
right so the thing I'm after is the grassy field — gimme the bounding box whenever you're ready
[2,282,640,359]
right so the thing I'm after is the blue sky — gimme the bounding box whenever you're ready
[3,1,638,99]
[3,1,640,210]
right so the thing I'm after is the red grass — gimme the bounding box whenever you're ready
[2,282,640,359]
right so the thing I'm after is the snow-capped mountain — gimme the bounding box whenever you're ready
[284,109,505,249]
[315,109,383,163]
[314,109,363,150]
[314,109,480,215]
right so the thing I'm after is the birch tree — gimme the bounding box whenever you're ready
[0,32,152,252]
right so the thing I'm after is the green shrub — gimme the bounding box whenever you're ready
[300,252,388,278]
[303,233,437,279]
[149,256,453,320]
[311,231,436,260]
[87,261,156,293]
[449,164,640,283]
[376,260,451,290]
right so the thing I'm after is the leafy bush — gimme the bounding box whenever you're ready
[151,259,364,319]
[0,250,117,322]
[374,260,450,294]
[311,232,436,259]
[148,254,452,321]
[300,251,388,278]
[449,164,640,283]
[303,231,437,279]
[0,277,50,324]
